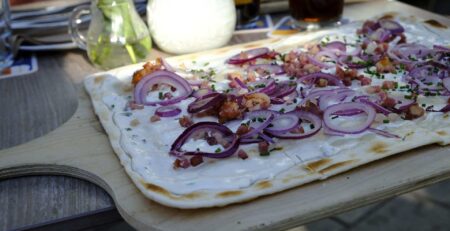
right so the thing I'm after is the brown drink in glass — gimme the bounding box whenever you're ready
[289,0,344,30]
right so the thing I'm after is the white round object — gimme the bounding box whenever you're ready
[147,0,236,54]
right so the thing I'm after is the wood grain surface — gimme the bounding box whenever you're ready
[0,52,78,150]
[1,1,450,231]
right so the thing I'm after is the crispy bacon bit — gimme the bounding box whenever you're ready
[357,20,377,35]
[366,85,382,94]
[404,104,425,120]
[448,97,450,104]
[173,158,190,169]
[381,80,397,90]
[243,93,271,111]
[179,115,193,127]
[190,156,204,167]
[376,56,396,73]
[164,92,173,99]
[283,51,321,77]
[132,58,163,85]
[205,134,218,145]
[378,91,397,108]
[336,66,359,86]
[247,71,257,82]
[219,100,242,123]
[129,101,144,110]
[236,124,251,136]
[150,115,160,122]
[237,149,248,160]
[258,141,270,156]
[358,76,372,86]
[297,101,322,116]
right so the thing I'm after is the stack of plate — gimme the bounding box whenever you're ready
[11,0,147,51]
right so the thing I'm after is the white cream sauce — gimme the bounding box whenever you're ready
[100,17,450,194]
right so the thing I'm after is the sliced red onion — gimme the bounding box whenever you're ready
[187,93,226,113]
[247,78,276,94]
[312,51,338,68]
[322,41,346,53]
[323,102,376,134]
[368,128,400,138]
[155,106,182,117]
[258,132,275,144]
[265,113,299,133]
[388,43,433,66]
[239,137,263,144]
[357,98,392,115]
[227,47,270,65]
[187,79,204,86]
[134,70,192,106]
[318,88,356,111]
[269,81,297,98]
[266,111,322,139]
[234,77,248,89]
[241,110,275,139]
[170,122,239,158]
[248,64,284,76]
[434,45,450,52]
[369,28,392,43]
[379,19,404,35]
[297,72,344,87]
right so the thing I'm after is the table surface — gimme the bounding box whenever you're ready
[1,1,450,230]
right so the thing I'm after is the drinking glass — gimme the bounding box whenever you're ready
[0,0,14,70]
[289,0,344,30]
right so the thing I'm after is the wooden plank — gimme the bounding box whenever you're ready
[0,52,79,150]
[1,1,450,231]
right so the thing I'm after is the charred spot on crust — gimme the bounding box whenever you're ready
[94,76,105,84]
[216,190,243,198]
[437,131,447,136]
[305,158,332,172]
[424,19,447,29]
[370,142,388,154]
[255,180,272,189]
[144,183,171,197]
[319,160,356,174]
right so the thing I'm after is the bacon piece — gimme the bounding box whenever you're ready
[132,58,163,85]
[359,76,372,86]
[129,101,144,110]
[219,100,242,123]
[404,104,425,120]
[190,156,204,167]
[366,85,381,94]
[243,93,271,111]
[236,124,251,136]
[179,115,193,127]
[150,115,161,122]
[297,101,322,116]
[237,149,248,160]
[258,141,269,155]
[376,56,396,73]
[381,80,397,90]
[173,158,190,169]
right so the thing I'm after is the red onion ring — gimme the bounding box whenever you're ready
[322,41,346,53]
[266,111,322,139]
[297,72,344,87]
[155,106,182,117]
[323,102,376,134]
[265,113,299,133]
[241,110,275,139]
[434,45,450,52]
[227,47,270,65]
[161,58,176,72]
[444,78,450,92]
[247,64,285,76]
[134,70,192,106]
[356,98,392,115]
[170,122,239,158]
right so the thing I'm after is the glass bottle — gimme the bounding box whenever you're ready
[70,0,152,70]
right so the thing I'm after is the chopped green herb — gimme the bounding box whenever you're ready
[269,146,283,152]
[215,148,222,153]
[259,151,270,156]
[126,128,132,131]
[158,92,164,100]
[383,119,390,123]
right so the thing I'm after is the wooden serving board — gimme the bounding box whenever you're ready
[1,2,450,230]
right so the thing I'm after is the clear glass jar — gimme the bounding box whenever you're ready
[70,0,152,70]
